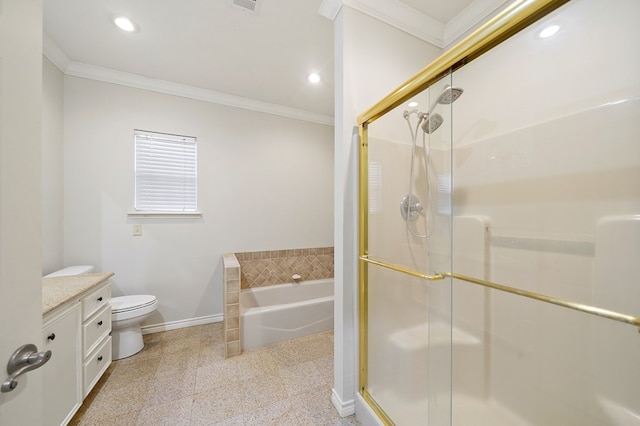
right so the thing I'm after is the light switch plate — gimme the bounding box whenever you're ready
[133,224,142,236]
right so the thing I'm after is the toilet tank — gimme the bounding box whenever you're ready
[44,265,95,278]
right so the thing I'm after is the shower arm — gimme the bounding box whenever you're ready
[359,255,640,334]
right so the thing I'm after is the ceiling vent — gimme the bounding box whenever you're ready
[230,0,262,15]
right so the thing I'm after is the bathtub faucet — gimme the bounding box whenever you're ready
[291,273,302,282]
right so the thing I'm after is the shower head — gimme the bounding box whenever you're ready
[415,86,463,134]
[421,113,443,134]
[437,86,464,105]
[426,85,464,114]
[405,86,462,134]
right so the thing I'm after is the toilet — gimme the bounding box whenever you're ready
[110,294,157,359]
[44,265,158,360]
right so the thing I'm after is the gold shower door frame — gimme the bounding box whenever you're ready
[356,1,573,424]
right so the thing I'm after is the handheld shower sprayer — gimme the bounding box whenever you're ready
[404,86,464,135]
[400,84,464,238]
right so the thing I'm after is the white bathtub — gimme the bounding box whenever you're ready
[240,278,334,350]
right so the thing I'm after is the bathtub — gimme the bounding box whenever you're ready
[240,278,334,350]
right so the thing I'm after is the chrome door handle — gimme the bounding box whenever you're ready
[1,344,52,393]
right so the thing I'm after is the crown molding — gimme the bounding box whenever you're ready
[42,0,506,127]
[318,0,343,21]
[43,34,71,72]
[321,0,510,50]
[65,62,334,125]
[444,0,511,47]
[345,0,444,47]
[42,37,333,127]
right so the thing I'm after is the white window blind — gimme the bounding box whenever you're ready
[134,130,197,212]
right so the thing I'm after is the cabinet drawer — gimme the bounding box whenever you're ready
[83,305,111,356]
[82,282,111,321]
[83,336,111,398]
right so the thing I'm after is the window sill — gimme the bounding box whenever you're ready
[127,211,203,219]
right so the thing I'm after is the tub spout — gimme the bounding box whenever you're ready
[292,273,302,282]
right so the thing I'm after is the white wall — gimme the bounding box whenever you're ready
[62,76,334,326]
[42,57,64,274]
[333,5,442,415]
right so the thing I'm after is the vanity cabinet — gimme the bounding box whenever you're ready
[43,303,82,426]
[42,279,112,425]
[81,282,112,397]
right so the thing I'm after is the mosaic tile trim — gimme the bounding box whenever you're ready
[235,247,334,289]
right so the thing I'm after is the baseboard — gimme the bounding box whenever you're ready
[141,314,223,335]
[331,388,355,417]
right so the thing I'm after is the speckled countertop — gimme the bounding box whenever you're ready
[42,272,114,316]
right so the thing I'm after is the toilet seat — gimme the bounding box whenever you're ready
[111,295,157,321]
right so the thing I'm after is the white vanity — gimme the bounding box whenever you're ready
[42,272,114,426]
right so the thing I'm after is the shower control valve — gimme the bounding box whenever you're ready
[400,194,424,221]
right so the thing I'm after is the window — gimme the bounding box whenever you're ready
[134,130,198,213]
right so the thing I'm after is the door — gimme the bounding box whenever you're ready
[0,0,44,424]
[360,77,454,425]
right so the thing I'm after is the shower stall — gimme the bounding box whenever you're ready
[357,0,640,424]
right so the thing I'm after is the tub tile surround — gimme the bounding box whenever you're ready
[222,253,241,358]
[236,247,334,289]
[223,247,334,358]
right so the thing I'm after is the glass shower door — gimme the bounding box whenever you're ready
[358,1,639,425]
[361,77,455,425]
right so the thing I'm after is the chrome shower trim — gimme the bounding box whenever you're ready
[400,194,424,221]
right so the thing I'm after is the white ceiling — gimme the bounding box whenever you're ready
[43,0,506,125]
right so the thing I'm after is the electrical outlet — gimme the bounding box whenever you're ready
[133,224,142,236]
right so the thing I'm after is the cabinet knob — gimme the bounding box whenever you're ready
[97,321,103,327]
[97,356,103,362]
[97,296,103,302]
[47,333,56,341]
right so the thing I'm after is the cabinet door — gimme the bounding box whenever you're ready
[43,303,81,426]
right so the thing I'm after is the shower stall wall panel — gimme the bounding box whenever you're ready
[450,215,489,402]
[593,216,640,415]
[449,0,640,423]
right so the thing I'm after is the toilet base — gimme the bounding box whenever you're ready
[111,324,144,360]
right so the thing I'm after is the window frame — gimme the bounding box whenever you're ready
[128,129,202,219]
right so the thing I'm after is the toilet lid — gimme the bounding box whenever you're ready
[44,265,94,277]
[110,295,157,313]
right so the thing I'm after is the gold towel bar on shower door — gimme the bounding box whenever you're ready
[358,255,446,281]
[359,255,640,333]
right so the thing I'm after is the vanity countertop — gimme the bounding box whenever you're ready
[42,272,114,316]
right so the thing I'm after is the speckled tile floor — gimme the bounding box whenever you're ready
[70,324,359,425]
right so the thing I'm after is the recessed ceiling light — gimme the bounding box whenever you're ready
[539,24,560,38]
[308,73,321,84]
[114,16,136,32]
[408,101,418,108]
